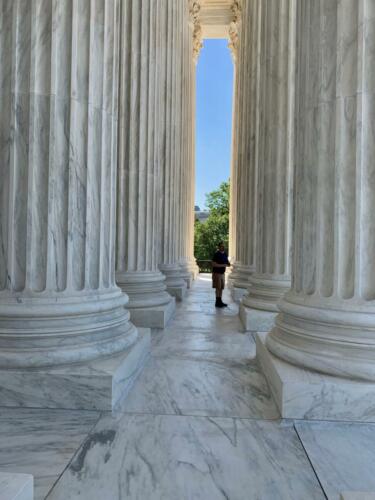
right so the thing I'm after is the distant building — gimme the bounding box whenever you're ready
[195,206,210,223]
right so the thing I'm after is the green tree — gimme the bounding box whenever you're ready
[194,180,230,269]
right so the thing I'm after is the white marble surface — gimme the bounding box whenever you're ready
[0,409,99,500]
[295,421,375,500]
[0,0,137,370]
[128,298,176,329]
[341,494,375,500]
[48,415,324,500]
[0,329,150,411]
[267,0,375,382]
[240,305,277,332]
[122,355,278,419]
[257,332,375,421]
[240,0,294,313]
[116,0,176,326]
[0,472,33,500]
[1,277,373,499]
[229,0,257,289]
[120,278,277,419]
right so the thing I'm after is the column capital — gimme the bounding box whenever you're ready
[228,0,242,62]
[189,0,203,63]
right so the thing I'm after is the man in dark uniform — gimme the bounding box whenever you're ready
[212,241,230,308]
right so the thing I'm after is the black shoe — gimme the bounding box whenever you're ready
[219,298,228,307]
[215,298,225,308]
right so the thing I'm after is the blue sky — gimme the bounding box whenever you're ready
[195,39,234,210]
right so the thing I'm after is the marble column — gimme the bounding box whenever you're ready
[184,0,202,281]
[159,0,188,301]
[116,0,176,328]
[178,0,200,285]
[0,0,149,409]
[229,0,257,302]
[240,0,295,332]
[176,0,194,288]
[267,0,375,385]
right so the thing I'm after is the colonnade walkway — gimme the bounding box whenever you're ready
[1,275,375,499]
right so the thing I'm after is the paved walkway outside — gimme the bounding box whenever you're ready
[1,275,375,499]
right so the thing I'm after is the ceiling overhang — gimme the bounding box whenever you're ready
[199,0,236,39]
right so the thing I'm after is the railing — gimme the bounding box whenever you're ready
[196,259,212,273]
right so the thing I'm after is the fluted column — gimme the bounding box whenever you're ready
[178,1,200,284]
[116,0,175,328]
[229,0,257,301]
[184,1,202,280]
[0,0,138,369]
[176,0,193,288]
[268,0,375,382]
[159,0,188,301]
[240,0,295,331]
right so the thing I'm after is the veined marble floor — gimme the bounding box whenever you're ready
[1,275,375,499]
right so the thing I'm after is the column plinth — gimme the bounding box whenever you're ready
[229,264,254,302]
[116,272,175,328]
[159,264,188,301]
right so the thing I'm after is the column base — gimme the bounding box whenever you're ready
[166,285,187,301]
[129,298,176,328]
[160,264,188,301]
[256,332,375,422]
[0,472,33,500]
[231,286,248,303]
[228,263,253,294]
[190,263,200,280]
[0,329,150,411]
[239,304,277,332]
[179,262,195,289]
[116,271,175,328]
[180,271,193,289]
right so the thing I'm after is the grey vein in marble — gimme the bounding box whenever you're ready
[119,356,278,419]
[47,414,325,500]
[0,409,99,500]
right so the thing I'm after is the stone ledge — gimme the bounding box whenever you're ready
[129,298,176,328]
[239,305,277,332]
[0,472,33,500]
[0,329,151,411]
[256,332,375,422]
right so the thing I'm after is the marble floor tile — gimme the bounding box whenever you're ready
[151,328,256,361]
[0,408,100,500]
[120,356,278,419]
[295,421,375,500]
[0,471,33,500]
[171,310,243,333]
[47,414,325,500]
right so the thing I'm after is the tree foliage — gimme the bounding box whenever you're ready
[194,180,230,262]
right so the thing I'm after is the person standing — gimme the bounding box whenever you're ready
[212,242,230,308]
